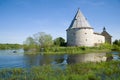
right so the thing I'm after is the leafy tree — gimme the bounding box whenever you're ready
[113,39,120,46]
[23,37,35,46]
[54,37,66,46]
[113,39,119,45]
[23,32,53,51]
[33,32,53,47]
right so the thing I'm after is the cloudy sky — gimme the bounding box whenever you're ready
[0,0,120,44]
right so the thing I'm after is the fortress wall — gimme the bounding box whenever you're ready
[67,28,94,46]
[94,34,105,45]
[67,29,75,46]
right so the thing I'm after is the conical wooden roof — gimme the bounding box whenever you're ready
[68,9,92,29]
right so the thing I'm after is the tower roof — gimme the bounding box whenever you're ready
[68,9,92,29]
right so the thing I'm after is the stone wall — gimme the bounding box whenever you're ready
[67,28,94,46]
[94,34,105,46]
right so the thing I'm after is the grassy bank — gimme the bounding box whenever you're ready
[0,61,120,80]
[0,44,22,50]
[24,46,111,55]
[43,46,111,54]
[23,43,120,55]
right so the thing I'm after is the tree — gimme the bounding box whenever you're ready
[54,37,66,46]
[33,32,53,47]
[24,37,35,46]
[113,39,120,46]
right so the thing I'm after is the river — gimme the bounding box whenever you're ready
[0,49,120,69]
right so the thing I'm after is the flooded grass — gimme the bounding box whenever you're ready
[0,61,120,80]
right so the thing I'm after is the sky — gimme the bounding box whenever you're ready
[0,0,120,44]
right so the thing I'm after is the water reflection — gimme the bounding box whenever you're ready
[24,54,68,70]
[24,54,56,67]
[0,50,119,69]
[112,51,120,61]
[67,53,107,64]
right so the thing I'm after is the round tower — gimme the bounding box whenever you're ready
[66,9,94,47]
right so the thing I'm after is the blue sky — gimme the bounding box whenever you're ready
[0,0,120,44]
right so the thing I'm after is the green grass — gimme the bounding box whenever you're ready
[0,43,22,50]
[24,46,111,55]
[0,61,120,80]
[23,43,114,55]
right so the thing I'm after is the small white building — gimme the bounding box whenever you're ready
[66,9,111,47]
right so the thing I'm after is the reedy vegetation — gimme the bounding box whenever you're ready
[0,61,120,80]
[23,42,113,54]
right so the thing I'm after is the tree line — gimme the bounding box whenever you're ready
[113,39,120,46]
[112,39,120,51]
[23,32,66,51]
[0,44,22,50]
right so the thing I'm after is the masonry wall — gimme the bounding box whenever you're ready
[94,34,105,46]
[101,31,112,44]
[67,28,94,47]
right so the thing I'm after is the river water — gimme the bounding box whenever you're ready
[0,49,119,69]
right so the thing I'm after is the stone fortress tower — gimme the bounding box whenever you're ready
[66,9,112,47]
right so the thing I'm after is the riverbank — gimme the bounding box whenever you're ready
[44,46,111,54]
[24,46,112,55]
[0,44,22,50]
[0,61,120,80]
